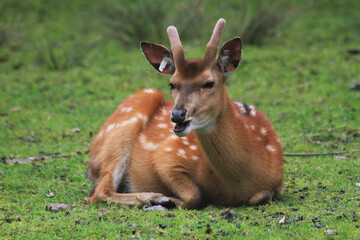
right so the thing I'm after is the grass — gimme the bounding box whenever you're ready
[1,0,360,239]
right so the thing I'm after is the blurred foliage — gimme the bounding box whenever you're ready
[100,0,301,46]
[100,0,206,46]
[0,0,302,69]
[33,38,102,70]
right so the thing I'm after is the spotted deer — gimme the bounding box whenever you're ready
[87,19,284,209]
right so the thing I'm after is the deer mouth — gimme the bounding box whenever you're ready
[173,119,192,137]
[173,122,189,132]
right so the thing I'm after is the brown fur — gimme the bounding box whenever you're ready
[87,19,284,209]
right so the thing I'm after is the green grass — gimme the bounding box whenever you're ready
[1,0,360,239]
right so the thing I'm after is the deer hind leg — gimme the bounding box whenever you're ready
[107,192,183,208]
[88,151,183,208]
[88,171,183,207]
[248,189,273,206]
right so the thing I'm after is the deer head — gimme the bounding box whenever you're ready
[141,18,242,137]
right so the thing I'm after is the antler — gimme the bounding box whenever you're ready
[203,18,226,66]
[167,26,185,69]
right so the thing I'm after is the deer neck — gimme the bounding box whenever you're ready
[194,90,254,184]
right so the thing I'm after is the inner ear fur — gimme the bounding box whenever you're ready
[140,41,175,75]
[218,37,242,73]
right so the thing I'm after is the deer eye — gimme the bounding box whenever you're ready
[168,83,175,90]
[202,81,215,89]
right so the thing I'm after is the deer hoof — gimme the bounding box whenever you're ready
[248,190,273,206]
[148,193,183,208]
[137,193,183,208]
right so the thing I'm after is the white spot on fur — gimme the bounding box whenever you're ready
[157,123,168,129]
[183,140,189,145]
[266,145,276,152]
[160,133,165,137]
[176,149,187,158]
[161,108,167,115]
[168,135,177,140]
[235,102,247,115]
[106,123,115,132]
[165,147,172,152]
[178,149,185,154]
[140,134,159,150]
[154,115,165,121]
[98,131,104,137]
[249,105,256,117]
[234,102,242,108]
[190,145,197,150]
[261,128,267,135]
[120,106,133,113]
[256,137,261,141]
[144,89,155,94]
[192,156,199,161]
[244,124,249,129]
[250,125,256,130]
[137,113,148,123]
[119,117,138,127]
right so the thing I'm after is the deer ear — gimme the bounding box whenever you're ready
[218,37,242,73]
[140,41,175,75]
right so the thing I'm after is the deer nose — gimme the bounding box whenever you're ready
[171,109,187,123]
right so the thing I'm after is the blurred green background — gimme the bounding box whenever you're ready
[0,0,359,239]
[1,0,359,156]
[1,0,358,70]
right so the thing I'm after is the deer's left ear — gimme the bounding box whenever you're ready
[218,37,242,73]
[140,41,175,75]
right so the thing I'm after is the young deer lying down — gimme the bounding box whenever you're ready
[87,19,284,209]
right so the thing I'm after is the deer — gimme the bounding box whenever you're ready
[87,18,284,209]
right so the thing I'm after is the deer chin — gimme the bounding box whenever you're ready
[191,117,216,135]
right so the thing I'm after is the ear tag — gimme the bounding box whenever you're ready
[159,57,171,72]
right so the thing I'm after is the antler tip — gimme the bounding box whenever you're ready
[167,26,177,34]
[167,25,185,66]
[216,18,226,29]
[218,18,226,25]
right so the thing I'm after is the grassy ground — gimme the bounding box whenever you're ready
[1,0,360,239]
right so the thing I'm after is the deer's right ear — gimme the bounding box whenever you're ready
[140,41,175,75]
[218,38,242,74]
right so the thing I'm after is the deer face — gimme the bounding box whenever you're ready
[141,19,242,137]
[168,60,224,136]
